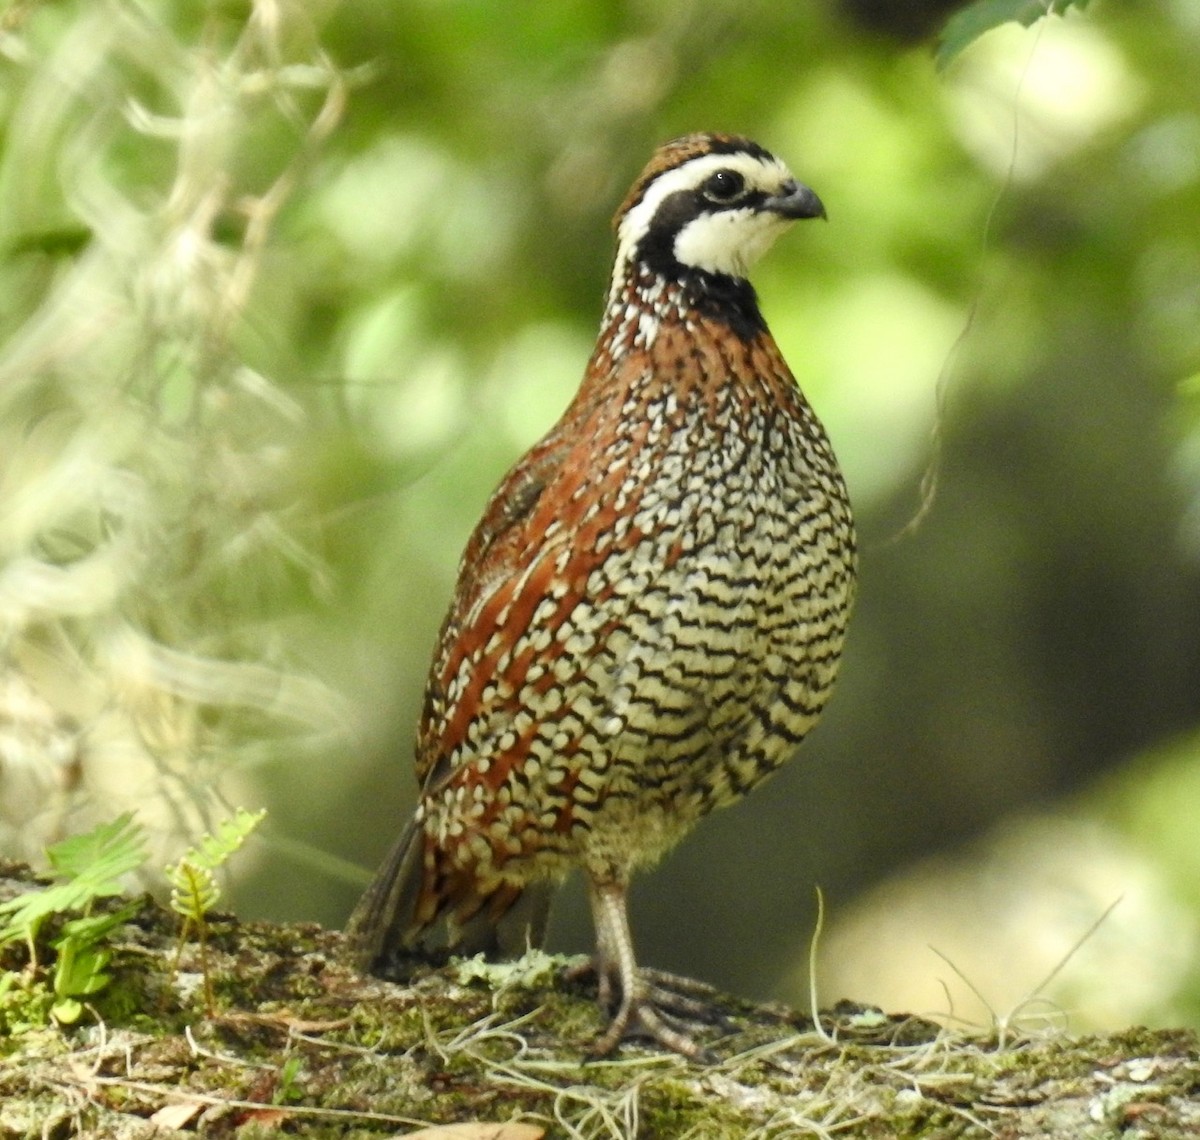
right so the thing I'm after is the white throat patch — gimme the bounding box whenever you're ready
[672,208,791,278]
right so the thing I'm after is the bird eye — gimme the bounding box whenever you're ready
[702,170,746,203]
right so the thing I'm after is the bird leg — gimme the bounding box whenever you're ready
[582,876,716,1059]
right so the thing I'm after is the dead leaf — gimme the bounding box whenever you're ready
[237,1106,291,1129]
[149,1101,204,1129]
[402,1123,544,1140]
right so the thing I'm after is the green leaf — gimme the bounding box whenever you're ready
[54,942,112,1000]
[937,0,1094,70]
[167,861,221,921]
[0,885,72,946]
[274,1055,306,1105]
[177,808,266,872]
[164,809,264,924]
[0,817,147,947]
[51,997,85,1025]
[54,904,141,952]
[46,812,148,895]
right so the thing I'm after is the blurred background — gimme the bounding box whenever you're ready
[1,0,1198,1034]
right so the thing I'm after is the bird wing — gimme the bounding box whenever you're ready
[412,426,576,792]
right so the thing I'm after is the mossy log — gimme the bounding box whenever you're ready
[1,863,1196,1139]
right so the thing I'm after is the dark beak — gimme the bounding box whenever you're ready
[765,180,826,220]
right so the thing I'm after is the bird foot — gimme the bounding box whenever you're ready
[565,958,730,1060]
[591,989,712,1060]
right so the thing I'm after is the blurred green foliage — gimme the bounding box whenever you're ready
[937,0,1094,68]
[1,0,1198,1030]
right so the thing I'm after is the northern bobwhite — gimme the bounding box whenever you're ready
[349,132,857,1057]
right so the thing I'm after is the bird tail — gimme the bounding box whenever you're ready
[346,819,553,973]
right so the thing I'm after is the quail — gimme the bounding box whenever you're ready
[348,133,857,1057]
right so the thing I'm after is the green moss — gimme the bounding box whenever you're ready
[1,867,1198,1137]
[639,1080,751,1137]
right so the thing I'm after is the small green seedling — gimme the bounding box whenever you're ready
[165,807,266,1015]
[0,812,147,1024]
[49,906,139,1024]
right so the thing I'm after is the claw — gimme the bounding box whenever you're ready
[590,985,708,1059]
[579,877,725,1060]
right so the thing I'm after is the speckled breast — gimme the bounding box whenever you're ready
[419,334,856,884]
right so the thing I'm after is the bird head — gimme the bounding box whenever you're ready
[612,133,825,283]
